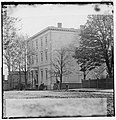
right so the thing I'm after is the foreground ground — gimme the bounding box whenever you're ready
[3,89,114,118]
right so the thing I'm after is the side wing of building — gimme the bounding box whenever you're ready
[27,25,82,89]
[50,28,82,85]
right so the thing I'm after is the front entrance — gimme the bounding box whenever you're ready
[31,68,38,89]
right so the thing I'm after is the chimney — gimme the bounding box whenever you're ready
[57,23,62,28]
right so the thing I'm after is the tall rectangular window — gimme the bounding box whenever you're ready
[32,55,34,64]
[36,54,38,64]
[28,56,31,64]
[45,35,47,46]
[41,69,43,81]
[45,51,48,61]
[32,41,33,48]
[32,41,35,51]
[41,52,43,62]
[41,37,43,47]
[27,42,30,51]
[36,39,38,49]
[45,69,48,80]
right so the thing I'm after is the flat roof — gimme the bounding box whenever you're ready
[27,26,79,42]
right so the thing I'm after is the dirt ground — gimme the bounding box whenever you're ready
[3,90,114,118]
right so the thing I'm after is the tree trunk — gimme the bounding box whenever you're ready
[83,71,86,80]
[105,52,112,78]
[111,46,114,78]
[24,52,27,89]
[24,65,27,89]
[60,74,62,90]
[19,62,21,90]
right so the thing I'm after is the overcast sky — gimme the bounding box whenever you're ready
[3,3,113,76]
[7,3,113,37]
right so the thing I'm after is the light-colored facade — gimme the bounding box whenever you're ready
[27,23,82,89]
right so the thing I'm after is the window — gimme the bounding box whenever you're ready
[41,37,43,47]
[36,39,38,49]
[45,51,48,61]
[32,41,35,51]
[32,41,33,48]
[45,69,48,80]
[32,55,34,64]
[45,35,47,46]
[28,56,31,64]
[41,52,43,62]
[41,69,43,81]
[36,54,38,64]
[27,42,30,51]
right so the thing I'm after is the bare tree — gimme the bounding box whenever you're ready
[12,35,28,89]
[50,48,74,89]
[2,6,21,88]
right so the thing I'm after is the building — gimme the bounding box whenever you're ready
[27,23,82,89]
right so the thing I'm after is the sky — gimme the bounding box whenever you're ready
[3,3,113,77]
[8,3,113,37]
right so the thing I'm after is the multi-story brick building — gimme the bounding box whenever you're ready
[27,23,82,89]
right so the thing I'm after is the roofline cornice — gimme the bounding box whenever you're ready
[27,26,79,42]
